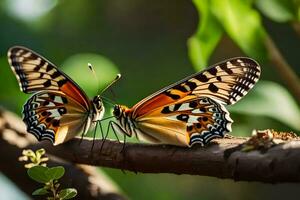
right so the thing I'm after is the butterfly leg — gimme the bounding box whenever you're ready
[121,133,127,155]
[100,120,113,153]
[90,121,99,153]
[99,121,104,139]
[111,124,121,143]
[110,121,128,154]
[79,121,89,146]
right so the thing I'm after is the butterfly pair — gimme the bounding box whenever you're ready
[8,46,260,147]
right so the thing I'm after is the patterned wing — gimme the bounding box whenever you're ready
[23,91,91,145]
[136,96,232,146]
[7,46,90,108]
[125,57,260,146]
[132,57,260,117]
[7,46,92,144]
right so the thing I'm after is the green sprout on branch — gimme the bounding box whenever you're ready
[19,148,77,200]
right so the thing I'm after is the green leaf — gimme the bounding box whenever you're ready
[229,81,300,131]
[32,187,49,196]
[46,166,65,180]
[188,0,223,70]
[58,188,78,199]
[210,0,268,61]
[27,166,51,183]
[255,0,298,22]
[62,53,120,97]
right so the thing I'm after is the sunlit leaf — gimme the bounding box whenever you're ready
[188,0,223,70]
[32,187,48,196]
[210,0,268,61]
[58,188,77,199]
[27,166,51,183]
[62,53,120,97]
[46,166,65,180]
[229,81,300,131]
[255,0,298,22]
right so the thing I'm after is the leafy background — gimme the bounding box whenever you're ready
[0,0,299,199]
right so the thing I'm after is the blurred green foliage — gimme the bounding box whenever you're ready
[256,0,300,22]
[0,0,300,200]
[189,0,267,69]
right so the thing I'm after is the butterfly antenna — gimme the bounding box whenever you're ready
[88,63,101,92]
[100,73,121,95]
[102,96,116,106]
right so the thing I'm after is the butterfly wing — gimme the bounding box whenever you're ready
[128,57,260,146]
[8,46,92,144]
[23,91,91,145]
[132,57,260,117]
[7,46,90,108]
[136,96,232,146]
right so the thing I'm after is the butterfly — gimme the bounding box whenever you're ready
[8,46,120,145]
[111,57,261,147]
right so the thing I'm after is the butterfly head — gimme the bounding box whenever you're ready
[113,104,128,119]
[92,95,105,121]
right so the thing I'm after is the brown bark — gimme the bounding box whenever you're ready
[34,135,300,184]
[2,107,300,186]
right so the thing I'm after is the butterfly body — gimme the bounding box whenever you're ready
[113,57,260,146]
[8,46,106,145]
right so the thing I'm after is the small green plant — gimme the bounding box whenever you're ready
[19,149,77,200]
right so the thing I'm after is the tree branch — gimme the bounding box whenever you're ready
[34,136,300,184]
[3,107,300,184]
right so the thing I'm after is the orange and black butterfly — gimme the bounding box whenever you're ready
[112,58,261,146]
[8,46,119,145]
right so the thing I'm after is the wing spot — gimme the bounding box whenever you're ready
[61,96,68,104]
[41,111,49,116]
[176,114,189,122]
[51,71,61,79]
[165,91,181,100]
[42,101,50,106]
[52,120,60,127]
[58,107,67,115]
[45,64,53,72]
[220,64,233,74]
[208,83,219,93]
[200,107,206,112]
[43,80,52,87]
[186,81,197,90]
[189,101,198,108]
[161,106,171,114]
[187,126,193,132]
[196,74,209,82]
[57,79,68,87]
[208,67,217,75]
